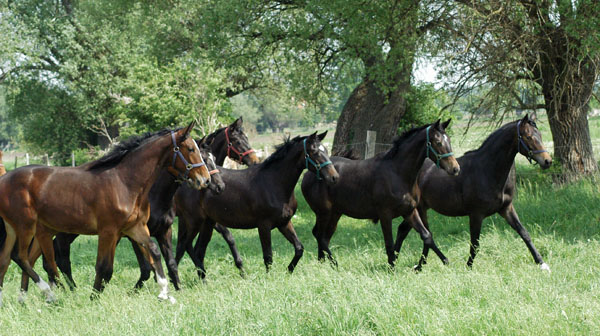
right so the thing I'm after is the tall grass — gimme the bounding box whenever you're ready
[1,168,599,335]
[2,116,600,335]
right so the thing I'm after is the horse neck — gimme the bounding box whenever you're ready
[117,135,173,198]
[210,130,228,166]
[474,124,519,185]
[260,145,304,197]
[148,169,180,213]
[388,130,428,186]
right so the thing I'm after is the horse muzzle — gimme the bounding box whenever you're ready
[534,152,553,170]
[442,157,461,176]
[322,165,340,185]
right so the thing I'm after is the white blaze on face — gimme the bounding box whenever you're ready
[319,145,326,153]
[443,134,449,144]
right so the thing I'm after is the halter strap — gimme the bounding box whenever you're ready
[225,127,255,162]
[171,131,206,182]
[517,120,547,164]
[426,126,454,168]
[303,138,332,180]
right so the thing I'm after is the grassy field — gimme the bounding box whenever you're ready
[1,116,600,335]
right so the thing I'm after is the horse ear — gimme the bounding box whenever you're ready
[433,119,441,131]
[232,117,243,130]
[308,131,318,141]
[317,131,327,141]
[181,120,196,140]
[441,118,451,130]
[522,113,529,122]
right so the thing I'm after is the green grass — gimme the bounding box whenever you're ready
[3,117,600,335]
[1,173,600,335]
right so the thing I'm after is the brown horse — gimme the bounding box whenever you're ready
[394,115,553,271]
[175,132,338,279]
[48,117,258,290]
[301,120,460,268]
[0,122,211,305]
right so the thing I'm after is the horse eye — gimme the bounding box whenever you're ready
[188,147,194,152]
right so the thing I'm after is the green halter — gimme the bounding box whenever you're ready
[303,138,332,180]
[426,126,454,168]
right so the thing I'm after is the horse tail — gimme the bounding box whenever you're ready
[333,148,360,160]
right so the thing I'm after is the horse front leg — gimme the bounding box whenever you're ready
[124,224,174,303]
[393,220,412,254]
[466,214,484,268]
[405,209,448,270]
[257,224,273,272]
[156,226,181,290]
[214,223,244,273]
[277,221,304,273]
[192,219,215,280]
[129,237,152,289]
[500,204,549,272]
[379,217,396,267]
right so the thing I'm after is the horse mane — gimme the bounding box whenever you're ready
[463,119,525,156]
[381,124,429,160]
[86,128,176,171]
[260,135,306,169]
[204,127,225,144]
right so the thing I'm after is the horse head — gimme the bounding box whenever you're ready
[426,119,460,176]
[517,114,552,169]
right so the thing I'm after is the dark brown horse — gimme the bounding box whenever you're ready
[301,120,460,268]
[0,122,211,305]
[175,132,338,279]
[48,117,257,290]
[394,115,553,271]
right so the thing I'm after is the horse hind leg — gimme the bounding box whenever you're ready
[156,227,181,290]
[129,237,152,289]
[278,221,304,273]
[53,233,79,289]
[0,221,18,306]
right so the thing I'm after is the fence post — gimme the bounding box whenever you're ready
[365,130,376,159]
[26,153,30,165]
[72,151,76,167]
[14,155,17,170]
[45,153,50,166]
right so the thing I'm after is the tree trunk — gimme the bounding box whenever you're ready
[332,75,411,158]
[544,94,597,182]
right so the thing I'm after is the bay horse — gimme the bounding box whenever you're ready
[301,120,460,268]
[175,131,338,279]
[0,122,211,305]
[47,117,257,290]
[394,114,553,271]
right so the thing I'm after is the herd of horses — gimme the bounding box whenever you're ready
[0,114,552,306]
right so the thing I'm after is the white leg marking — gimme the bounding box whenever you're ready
[37,279,56,302]
[157,275,176,304]
[540,262,551,273]
[18,290,26,304]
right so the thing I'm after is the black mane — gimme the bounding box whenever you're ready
[463,120,523,156]
[204,127,226,144]
[381,124,430,160]
[87,128,176,171]
[260,135,306,169]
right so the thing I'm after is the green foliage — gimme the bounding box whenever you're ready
[399,84,455,132]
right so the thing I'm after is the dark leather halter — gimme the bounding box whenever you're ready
[170,131,207,181]
[225,127,255,162]
[517,120,547,163]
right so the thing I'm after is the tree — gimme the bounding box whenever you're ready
[148,0,449,154]
[441,0,600,180]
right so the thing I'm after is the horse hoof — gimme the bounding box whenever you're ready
[158,293,176,304]
[413,264,422,273]
[540,263,551,273]
[45,292,57,304]
[18,291,26,304]
[443,259,449,265]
